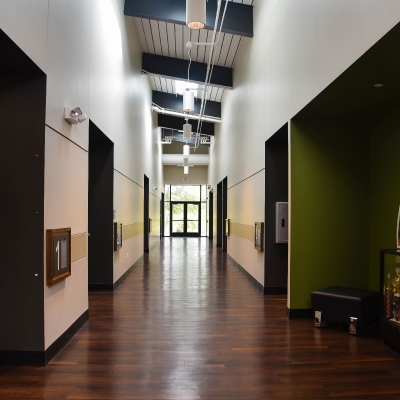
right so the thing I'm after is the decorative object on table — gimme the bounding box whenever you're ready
[46,228,72,286]
[254,222,264,252]
[113,222,123,251]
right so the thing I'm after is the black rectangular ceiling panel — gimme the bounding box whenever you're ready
[124,0,253,38]
[158,114,214,136]
[153,91,221,118]
[143,53,232,88]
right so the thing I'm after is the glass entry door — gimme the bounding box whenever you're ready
[171,202,200,237]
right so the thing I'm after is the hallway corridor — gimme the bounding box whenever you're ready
[1,238,400,399]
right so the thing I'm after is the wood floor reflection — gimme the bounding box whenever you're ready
[1,238,400,399]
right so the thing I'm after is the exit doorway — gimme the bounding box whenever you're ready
[170,202,201,237]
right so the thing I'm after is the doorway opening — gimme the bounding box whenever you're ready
[88,121,114,291]
[264,123,288,294]
[164,185,207,238]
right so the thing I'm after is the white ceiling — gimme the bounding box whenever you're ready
[135,0,254,103]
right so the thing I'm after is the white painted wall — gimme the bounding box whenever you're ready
[44,127,88,349]
[164,166,208,185]
[1,0,163,349]
[113,172,144,283]
[209,0,400,288]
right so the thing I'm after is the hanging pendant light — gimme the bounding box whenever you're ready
[183,89,195,113]
[183,145,190,157]
[186,0,206,30]
[183,123,192,139]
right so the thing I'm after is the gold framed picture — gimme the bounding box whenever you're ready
[114,222,123,251]
[46,228,72,286]
[255,222,264,252]
[225,219,230,236]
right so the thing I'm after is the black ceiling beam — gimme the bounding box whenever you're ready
[158,114,214,136]
[124,0,253,38]
[153,91,221,118]
[143,53,232,88]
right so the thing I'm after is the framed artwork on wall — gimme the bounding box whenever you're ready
[225,219,230,236]
[255,222,264,252]
[46,228,72,286]
[114,222,123,251]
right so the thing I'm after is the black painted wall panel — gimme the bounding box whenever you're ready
[0,30,46,352]
[144,175,149,252]
[216,182,222,248]
[264,124,289,291]
[222,177,228,252]
[88,121,114,287]
[209,190,214,240]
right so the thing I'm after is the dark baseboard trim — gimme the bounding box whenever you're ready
[227,254,264,294]
[0,310,89,366]
[113,256,143,291]
[88,283,114,292]
[89,255,145,292]
[45,310,89,364]
[287,308,314,320]
[264,287,287,295]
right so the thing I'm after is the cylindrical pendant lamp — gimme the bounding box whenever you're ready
[183,89,195,113]
[183,145,190,157]
[183,123,192,139]
[186,0,206,30]
[184,166,189,175]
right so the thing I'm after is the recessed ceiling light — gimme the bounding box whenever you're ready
[374,83,383,88]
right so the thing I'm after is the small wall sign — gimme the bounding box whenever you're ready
[46,228,72,286]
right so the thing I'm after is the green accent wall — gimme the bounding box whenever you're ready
[290,118,370,310]
[369,105,400,290]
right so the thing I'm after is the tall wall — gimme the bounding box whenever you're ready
[290,118,370,309]
[0,0,163,353]
[208,0,400,293]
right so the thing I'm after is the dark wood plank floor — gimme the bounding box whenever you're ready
[1,238,400,399]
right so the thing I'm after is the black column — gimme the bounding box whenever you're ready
[222,177,228,252]
[209,190,214,240]
[144,175,150,252]
[88,121,114,291]
[264,124,288,294]
[216,182,223,247]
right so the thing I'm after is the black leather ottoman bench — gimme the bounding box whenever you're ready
[311,286,380,335]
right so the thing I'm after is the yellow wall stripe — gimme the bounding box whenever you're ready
[122,222,144,241]
[230,222,255,242]
[71,233,87,263]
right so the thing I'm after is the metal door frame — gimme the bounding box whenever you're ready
[170,201,201,237]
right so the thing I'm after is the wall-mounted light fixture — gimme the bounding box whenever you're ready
[64,107,87,125]
[186,0,206,30]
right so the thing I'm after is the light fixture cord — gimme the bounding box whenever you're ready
[196,0,228,149]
